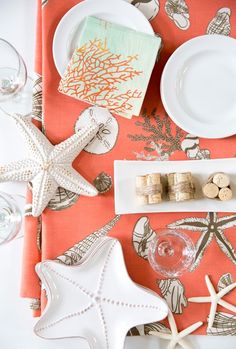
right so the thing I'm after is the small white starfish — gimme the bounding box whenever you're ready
[0,114,101,216]
[150,310,203,349]
[188,275,236,329]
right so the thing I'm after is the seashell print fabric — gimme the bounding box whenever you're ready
[21,0,236,335]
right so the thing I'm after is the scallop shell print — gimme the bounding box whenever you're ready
[165,0,190,30]
[132,216,156,259]
[157,278,188,314]
[128,322,170,336]
[32,73,43,123]
[217,273,233,291]
[207,8,231,36]
[207,312,236,336]
[93,172,112,194]
[47,187,79,211]
[75,106,119,155]
[127,0,160,21]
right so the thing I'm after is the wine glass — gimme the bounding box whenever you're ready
[0,191,22,245]
[148,229,195,278]
[0,38,33,116]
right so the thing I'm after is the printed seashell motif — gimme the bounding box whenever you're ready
[217,273,233,291]
[93,172,112,194]
[157,278,188,314]
[128,321,170,336]
[165,0,190,30]
[42,0,48,6]
[56,215,121,265]
[29,298,41,311]
[207,312,236,336]
[47,187,79,211]
[181,134,211,160]
[127,0,160,21]
[207,8,231,36]
[75,106,119,155]
[132,216,156,260]
[32,73,43,123]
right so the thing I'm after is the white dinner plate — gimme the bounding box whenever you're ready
[161,35,236,139]
[53,0,154,77]
[114,158,236,214]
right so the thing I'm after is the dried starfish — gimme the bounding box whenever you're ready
[188,275,236,329]
[0,114,101,216]
[150,310,203,349]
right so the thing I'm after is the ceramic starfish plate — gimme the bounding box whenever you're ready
[34,237,168,348]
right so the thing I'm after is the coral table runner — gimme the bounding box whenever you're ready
[21,0,236,336]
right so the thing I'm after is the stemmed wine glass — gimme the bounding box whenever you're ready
[148,229,196,278]
[0,191,22,245]
[0,38,33,116]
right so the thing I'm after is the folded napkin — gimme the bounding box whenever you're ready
[59,16,161,119]
[21,0,236,336]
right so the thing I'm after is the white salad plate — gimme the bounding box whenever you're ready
[161,35,236,139]
[114,158,236,214]
[53,0,154,77]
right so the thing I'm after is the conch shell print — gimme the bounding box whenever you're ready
[75,106,119,155]
[165,0,190,30]
[181,134,210,160]
[207,8,231,36]
[127,0,160,21]
[157,278,188,314]
[132,216,156,259]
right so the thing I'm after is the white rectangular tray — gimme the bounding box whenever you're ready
[114,158,236,214]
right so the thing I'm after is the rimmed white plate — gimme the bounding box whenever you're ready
[161,35,236,139]
[53,0,154,77]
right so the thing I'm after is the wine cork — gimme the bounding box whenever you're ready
[136,175,148,205]
[167,172,195,202]
[219,187,233,201]
[212,172,230,188]
[202,182,219,199]
[146,173,162,204]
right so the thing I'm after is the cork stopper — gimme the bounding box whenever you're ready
[202,183,219,199]
[202,172,232,201]
[136,175,148,205]
[167,172,195,202]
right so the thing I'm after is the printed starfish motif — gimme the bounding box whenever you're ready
[188,275,236,329]
[168,212,236,270]
[0,114,101,216]
[34,238,168,349]
[150,310,203,349]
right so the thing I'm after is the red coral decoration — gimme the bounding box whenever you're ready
[59,39,142,115]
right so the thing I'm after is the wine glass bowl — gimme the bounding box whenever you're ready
[0,192,22,245]
[0,38,27,102]
[148,229,196,278]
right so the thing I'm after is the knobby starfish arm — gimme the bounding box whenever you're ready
[31,172,58,217]
[188,296,211,303]
[205,275,216,296]
[0,159,40,182]
[214,230,236,264]
[149,331,171,340]
[49,121,100,164]
[190,231,213,271]
[218,299,236,312]
[53,165,98,197]
[11,114,53,162]
[208,300,218,329]
[178,321,203,340]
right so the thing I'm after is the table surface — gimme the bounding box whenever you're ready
[0,1,235,348]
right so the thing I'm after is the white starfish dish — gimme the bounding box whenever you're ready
[0,114,101,217]
[188,275,236,329]
[150,310,203,349]
[34,237,168,349]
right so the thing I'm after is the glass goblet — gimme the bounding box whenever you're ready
[148,229,196,278]
[0,191,22,245]
[0,38,33,116]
